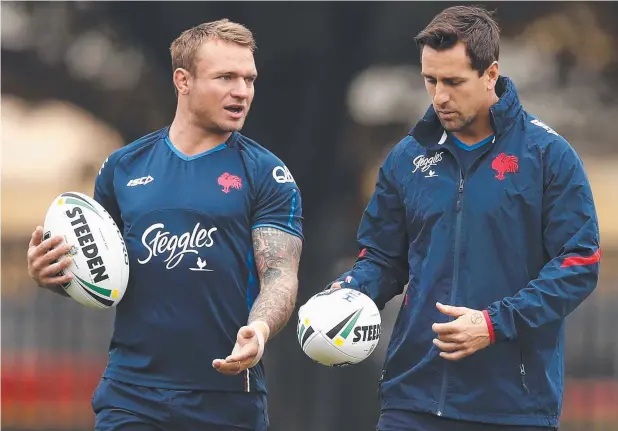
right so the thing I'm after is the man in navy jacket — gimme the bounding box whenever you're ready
[329,5,601,430]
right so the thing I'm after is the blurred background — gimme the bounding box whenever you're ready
[2,1,618,430]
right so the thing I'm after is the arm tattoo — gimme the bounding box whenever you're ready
[249,227,302,338]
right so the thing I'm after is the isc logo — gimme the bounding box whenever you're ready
[127,176,154,187]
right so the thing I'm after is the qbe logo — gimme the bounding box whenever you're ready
[272,166,295,184]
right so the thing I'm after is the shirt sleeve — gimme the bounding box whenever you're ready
[93,153,124,233]
[251,156,303,241]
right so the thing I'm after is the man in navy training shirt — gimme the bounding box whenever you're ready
[27,19,303,431]
[329,5,600,431]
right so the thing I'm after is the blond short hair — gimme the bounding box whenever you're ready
[170,19,256,75]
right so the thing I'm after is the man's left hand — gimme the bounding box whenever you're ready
[431,302,491,361]
[213,326,261,375]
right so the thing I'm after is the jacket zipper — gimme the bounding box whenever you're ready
[377,369,385,400]
[437,169,465,417]
[520,346,530,394]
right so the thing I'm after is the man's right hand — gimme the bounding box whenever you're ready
[27,226,74,289]
[327,275,359,291]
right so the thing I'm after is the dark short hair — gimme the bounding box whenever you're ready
[414,5,500,76]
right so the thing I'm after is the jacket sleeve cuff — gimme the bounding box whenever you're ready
[326,274,360,291]
[482,310,496,344]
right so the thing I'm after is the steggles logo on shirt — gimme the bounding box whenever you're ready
[138,223,218,269]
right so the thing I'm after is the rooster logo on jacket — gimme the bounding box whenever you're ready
[491,153,519,180]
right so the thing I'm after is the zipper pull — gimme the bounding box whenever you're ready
[456,178,465,211]
[377,370,386,399]
[520,364,530,393]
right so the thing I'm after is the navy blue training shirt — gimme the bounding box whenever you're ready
[449,133,494,173]
[94,127,303,393]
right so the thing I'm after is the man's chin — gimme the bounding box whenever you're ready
[215,120,245,134]
[222,126,243,133]
[439,119,467,133]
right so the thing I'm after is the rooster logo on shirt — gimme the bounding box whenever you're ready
[190,256,213,272]
[491,153,519,180]
[218,172,243,193]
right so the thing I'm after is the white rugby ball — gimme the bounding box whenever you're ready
[43,192,129,309]
[297,288,381,367]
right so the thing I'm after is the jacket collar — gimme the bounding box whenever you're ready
[409,76,522,150]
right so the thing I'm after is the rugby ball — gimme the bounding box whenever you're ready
[297,288,381,367]
[43,192,129,309]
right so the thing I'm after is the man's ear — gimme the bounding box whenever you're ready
[173,68,191,96]
[485,61,499,91]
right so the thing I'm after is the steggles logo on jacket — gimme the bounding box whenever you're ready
[412,151,444,174]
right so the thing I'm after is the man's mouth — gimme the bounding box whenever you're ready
[225,105,245,114]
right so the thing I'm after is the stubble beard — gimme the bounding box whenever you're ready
[205,116,246,135]
[439,113,475,133]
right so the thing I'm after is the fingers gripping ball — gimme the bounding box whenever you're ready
[297,288,381,367]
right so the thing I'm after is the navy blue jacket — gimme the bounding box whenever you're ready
[335,77,601,427]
